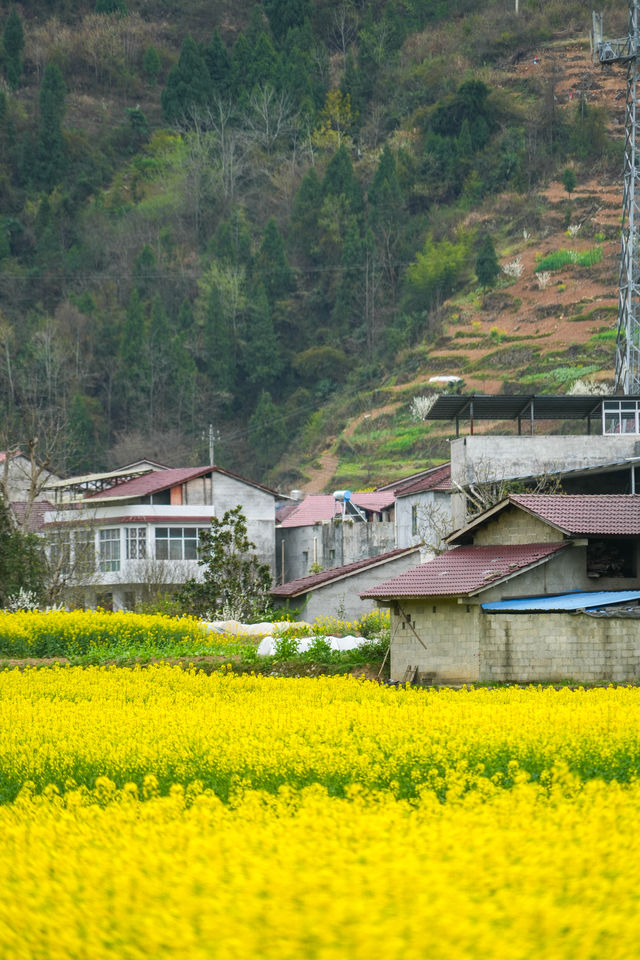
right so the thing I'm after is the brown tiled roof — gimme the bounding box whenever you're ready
[86,465,277,501]
[271,546,421,598]
[361,542,568,599]
[278,492,396,528]
[509,494,640,536]
[376,463,451,495]
[394,463,451,497]
[11,500,53,533]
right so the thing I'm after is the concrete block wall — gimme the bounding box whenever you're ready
[472,508,562,546]
[481,613,640,683]
[390,599,481,683]
[389,601,640,684]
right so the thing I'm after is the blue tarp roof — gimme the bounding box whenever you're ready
[482,590,640,612]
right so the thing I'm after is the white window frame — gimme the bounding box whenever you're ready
[99,528,121,572]
[154,527,203,561]
[603,399,640,435]
[126,527,147,560]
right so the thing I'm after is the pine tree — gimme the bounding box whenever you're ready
[243,284,282,391]
[475,234,500,290]
[35,64,67,190]
[290,167,322,260]
[133,244,156,299]
[247,31,279,91]
[161,36,211,125]
[263,0,311,45]
[142,45,161,85]
[95,0,127,12]
[204,283,236,394]
[255,218,294,305]
[3,7,24,90]
[205,30,231,96]
[248,390,287,470]
[322,144,362,213]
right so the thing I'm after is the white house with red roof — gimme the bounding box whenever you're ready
[43,465,278,610]
[363,494,640,685]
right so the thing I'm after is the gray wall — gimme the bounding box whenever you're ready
[213,473,276,573]
[386,544,640,682]
[450,435,640,527]
[395,490,452,551]
[275,550,421,622]
[277,520,396,583]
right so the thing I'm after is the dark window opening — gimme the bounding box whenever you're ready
[587,539,636,579]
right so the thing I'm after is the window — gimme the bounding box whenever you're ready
[99,528,121,572]
[587,539,636,579]
[302,550,309,570]
[126,527,147,560]
[603,399,640,435]
[329,549,335,562]
[75,530,95,574]
[411,505,418,537]
[49,531,72,576]
[155,527,201,561]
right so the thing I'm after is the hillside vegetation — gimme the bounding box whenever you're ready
[0,0,629,489]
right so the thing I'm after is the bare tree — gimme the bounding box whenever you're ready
[245,84,297,154]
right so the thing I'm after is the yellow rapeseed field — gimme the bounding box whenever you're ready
[2,666,640,958]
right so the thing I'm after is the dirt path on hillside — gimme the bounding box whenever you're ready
[300,451,339,493]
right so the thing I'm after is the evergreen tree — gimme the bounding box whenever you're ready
[205,30,231,96]
[322,144,362,213]
[243,284,282,391]
[255,218,294,305]
[142,45,161,85]
[561,167,576,195]
[290,167,322,260]
[133,244,156,299]
[176,506,272,620]
[332,217,364,331]
[230,34,251,99]
[3,7,24,90]
[263,0,311,45]
[35,64,67,190]
[0,496,46,606]
[247,31,279,91]
[68,393,107,474]
[248,390,287,470]
[118,289,149,427]
[214,207,253,267]
[204,283,236,394]
[148,295,173,422]
[161,36,211,125]
[475,234,500,290]
[177,298,195,333]
[95,0,127,12]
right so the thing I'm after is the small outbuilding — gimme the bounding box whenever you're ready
[362,494,640,684]
[271,545,421,622]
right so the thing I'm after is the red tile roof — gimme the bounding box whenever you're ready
[278,492,395,528]
[11,500,52,533]
[361,542,569,599]
[272,546,422,598]
[376,463,451,495]
[509,494,640,536]
[394,463,451,497]
[86,466,277,501]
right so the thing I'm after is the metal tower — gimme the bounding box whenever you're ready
[599,3,640,392]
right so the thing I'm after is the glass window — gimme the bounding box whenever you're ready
[126,527,146,560]
[155,527,202,561]
[49,531,71,575]
[411,505,418,537]
[99,528,121,572]
[75,530,95,574]
[603,400,640,435]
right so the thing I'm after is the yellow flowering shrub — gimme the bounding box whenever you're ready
[2,669,640,957]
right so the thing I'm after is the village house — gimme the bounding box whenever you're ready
[271,545,421,621]
[362,493,640,685]
[42,464,278,610]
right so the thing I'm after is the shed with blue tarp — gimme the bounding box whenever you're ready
[482,590,640,612]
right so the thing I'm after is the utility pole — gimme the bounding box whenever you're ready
[203,424,220,465]
[598,3,640,392]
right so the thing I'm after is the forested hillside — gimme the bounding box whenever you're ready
[0,0,628,487]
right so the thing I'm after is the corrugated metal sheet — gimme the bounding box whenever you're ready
[482,590,640,612]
